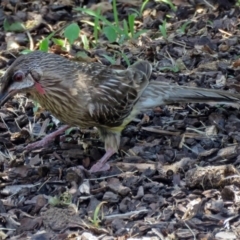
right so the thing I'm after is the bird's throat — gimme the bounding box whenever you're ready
[34,82,46,95]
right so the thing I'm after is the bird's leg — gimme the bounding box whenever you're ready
[89,148,116,173]
[26,125,70,150]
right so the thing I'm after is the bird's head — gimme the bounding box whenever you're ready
[0,51,49,106]
[0,51,79,107]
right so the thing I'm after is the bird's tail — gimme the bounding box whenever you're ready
[138,81,240,109]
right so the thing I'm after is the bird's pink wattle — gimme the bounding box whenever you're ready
[35,82,45,94]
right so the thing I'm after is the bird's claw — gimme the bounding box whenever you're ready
[25,137,52,151]
[89,162,110,173]
[25,125,69,151]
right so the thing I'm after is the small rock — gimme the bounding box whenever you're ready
[103,191,119,203]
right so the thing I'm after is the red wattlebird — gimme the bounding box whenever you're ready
[1,51,240,172]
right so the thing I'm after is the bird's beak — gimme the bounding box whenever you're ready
[0,90,15,106]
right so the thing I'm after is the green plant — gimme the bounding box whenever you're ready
[39,37,50,52]
[128,14,136,38]
[64,23,80,45]
[33,100,41,114]
[112,0,119,28]
[75,0,146,44]
[79,8,111,43]
[65,127,76,135]
[128,0,149,17]
[76,51,89,59]
[20,49,33,54]
[103,26,117,42]
[38,22,81,52]
[89,201,107,228]
[81,35,89,50]
[106,12,146,42]
[49,192,72,206]
[102,54,116,65]
[94,8,101,42]
[156,0,177,11]
[159,65,180,73]
[3,18,25,32]
[102,51,130,66]
[121,52,130,66]
[206,20,213,26]
[140,0,150,16]
[159,19,168,39]
[178,21,191,34]
[52,38,65,47]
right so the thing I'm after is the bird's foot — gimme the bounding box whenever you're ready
[89,148,116,173]
[90,162,110,173]
[25,125,69,151]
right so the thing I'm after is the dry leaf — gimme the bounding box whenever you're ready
[90,2,112,14]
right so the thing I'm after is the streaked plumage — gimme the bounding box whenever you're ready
[1,51,240,172]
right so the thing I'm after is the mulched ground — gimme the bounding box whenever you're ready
[1,0,240,239]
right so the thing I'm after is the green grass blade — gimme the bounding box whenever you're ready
[91,201,107,228]
[161,0,177,11]
[75,8,113,26]
[52,38,65,47]
[81,35,89,50]
[134,29,147,39]
[94,8,101,42]
[102,54,116,65]
[123,19,129,39]
[121,52,130,66]
[112,0,119,27]
[128,8,140,15]
[128,14,135,38]
[39,38,49,52]
[140,0,150,16]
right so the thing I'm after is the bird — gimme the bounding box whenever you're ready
[1,50,240,172]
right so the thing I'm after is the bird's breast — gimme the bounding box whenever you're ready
[31,91,96,128]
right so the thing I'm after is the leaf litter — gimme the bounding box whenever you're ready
[1,0,240,239]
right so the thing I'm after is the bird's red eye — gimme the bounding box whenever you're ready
[13,72,24,82]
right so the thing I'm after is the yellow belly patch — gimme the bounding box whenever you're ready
[107,108,138,133]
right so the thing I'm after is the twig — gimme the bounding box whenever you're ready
[142,127,181,136]
[184,221,196,240]
[187,104,201,114]
[25,30,34,50]
[38,177,52,192]
[103,209,148,220]
[89,171,137,181]
[0,115,11,132]
[218,29,232,37]
[186,127,207,135]
[0,228,16,231]
[152,228,165,240]
[182,143,198,154]
[202,0,215,9]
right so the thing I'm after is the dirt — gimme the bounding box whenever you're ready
[0,0,240,239]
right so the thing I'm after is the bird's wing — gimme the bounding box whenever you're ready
[79,62,150,127]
